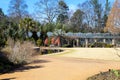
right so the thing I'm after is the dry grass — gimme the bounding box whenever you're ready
[3,38,35,65]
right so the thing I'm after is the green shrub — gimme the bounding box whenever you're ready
[0,52,14,73]
[37,39,42,47]
[0,38,6,50]
[90,42,114,48]
[62,44,72,47]
[48,38,51,46]
[0,66,4,71]
[111,69,120,77]
[106,44,114,48]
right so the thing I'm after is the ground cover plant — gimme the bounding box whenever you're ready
[87,69,120,80]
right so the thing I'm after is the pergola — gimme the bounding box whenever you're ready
[47,32,120,47]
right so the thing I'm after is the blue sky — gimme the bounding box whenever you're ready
[0,0,115,15]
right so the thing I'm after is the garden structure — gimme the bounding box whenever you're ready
[47,32,120,47]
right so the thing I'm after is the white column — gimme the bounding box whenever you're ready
[103,39,106,43]
[112,38,115,45]
[94,38,97,43]
[76,39,79,47]
[85,38,88,47]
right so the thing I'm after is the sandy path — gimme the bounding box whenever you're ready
[0,48,120,80]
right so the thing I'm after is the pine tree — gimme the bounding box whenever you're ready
[57,0,69,24]
[70,9,84,32]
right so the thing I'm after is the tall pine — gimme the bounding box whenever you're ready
[57,0,69,24]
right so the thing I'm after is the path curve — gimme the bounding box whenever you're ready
[0,48,120,80]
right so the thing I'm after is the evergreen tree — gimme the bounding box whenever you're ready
[0,8,9,47]
[57,0,69,24]
[103,0,111,27]
[70,9,84,32]
[19,18,40,38]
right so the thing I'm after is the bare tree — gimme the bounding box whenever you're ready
[105,0,120,34]
[79,1,94,27]
[8,0,28,23]
[34,0,58,23]
[79,0,111,32]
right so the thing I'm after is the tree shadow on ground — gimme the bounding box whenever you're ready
[0,77,16,80]
[114,48,120,57]
[13,65,43,72]
[8,59,51,73]
[32,59,51,64]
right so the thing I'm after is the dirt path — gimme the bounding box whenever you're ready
[0,48,120,80]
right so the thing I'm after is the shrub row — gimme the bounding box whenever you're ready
[89,42,114,48]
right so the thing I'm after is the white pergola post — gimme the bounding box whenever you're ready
[73,40,75,47]
[76,39,79,47]
[85,38,88,47]
[112,38,115,45]
[94,38,97,43]
[103,39,106,43]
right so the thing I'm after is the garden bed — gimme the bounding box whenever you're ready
[33,47,63,55]
[87,69,120,80]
